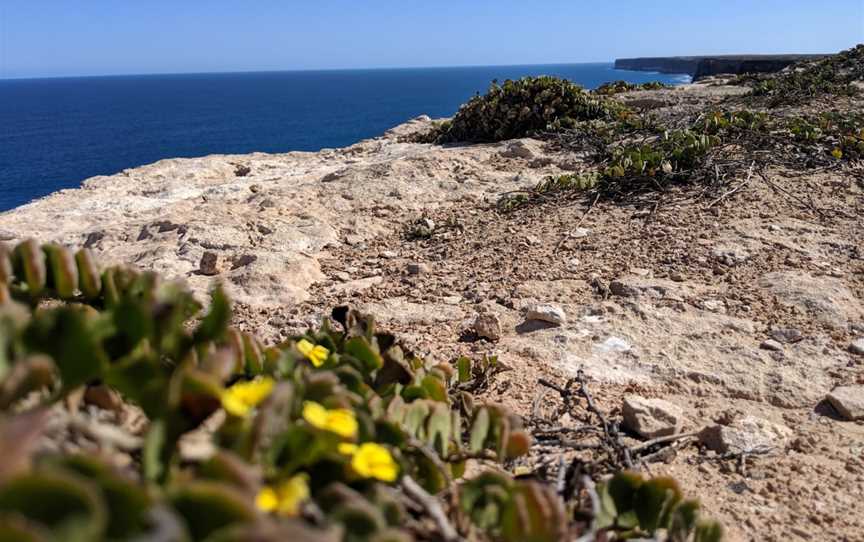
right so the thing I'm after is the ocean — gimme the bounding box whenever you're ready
[0,64,688,211]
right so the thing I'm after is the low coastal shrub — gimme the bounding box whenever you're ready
[0,240,722,541]
[429,76,620,143]
[594,80,670,96]
[744,44,864,104]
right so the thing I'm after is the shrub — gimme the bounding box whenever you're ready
[745,44,864,104]
[594,80,670,96]
[431,76,619,143]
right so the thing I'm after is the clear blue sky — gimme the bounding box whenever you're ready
[2,0,862,79]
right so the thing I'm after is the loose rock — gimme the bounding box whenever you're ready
[622,395,684,438]
[849,339,864,356]
[699,416,793,453]
[406,262,430,275]
[199,251,220,275]
[826,386,864,420]
[770,328,803,344]
[760,339,783,352]
[473,313,503,342]
[525,303,566,326]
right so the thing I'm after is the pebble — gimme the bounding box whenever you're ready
[826,386,864,420]
[406,262,429,275]
[770,327,803,344]
[525,303,566,326]
[622,395,684,438]
[699,416,793,453]
[473,313,503,342]
[572,227,591,239]
[849,339,864,356]
[760,339,784,352]
[199,251,220,275]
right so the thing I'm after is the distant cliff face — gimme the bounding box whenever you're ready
[614,54,826,80]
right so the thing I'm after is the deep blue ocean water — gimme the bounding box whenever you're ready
[0,63,688,211]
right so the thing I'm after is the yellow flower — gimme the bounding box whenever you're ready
[302,401,358,439]
[221,377,275,417]
[350,443,399,482]
[337,442,359,455]
[256,474,309,517]
[297,339,329,367]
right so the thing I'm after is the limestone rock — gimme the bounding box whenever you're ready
[699,416,793,453]
[758,272,863,329]
[525,303,566,326]
[849,339,864,356]
[199,251,220,275]
[770,328,803,344]
[473,313,502,342]
[712,245,751,266]
[826,386,864,420]
[760,339,783,352]
[501,140,537,160]
[622,395,684,438]
[406,262,429,275]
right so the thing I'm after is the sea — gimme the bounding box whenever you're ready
[0,63,689,211]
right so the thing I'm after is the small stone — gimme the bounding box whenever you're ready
[525,303,566,326]
[669,272,686,282]
[473,313,502,342]
[380,250,398,259]
[406,262,429,275]
[770,328,803,344]
[249,183,261,193]
[712,245,751,266]
[609,280,639,297]
[572,227,591,239]
[334,271,351,282]
[699,416,793,453]
[84,385,123,412]
[622,396,684,438]
[501,140,536,160]
[701,299,726,313]
[199,251,220,275]
[826,386,864,420]
[849,339,864,356]
[760,339,783,352]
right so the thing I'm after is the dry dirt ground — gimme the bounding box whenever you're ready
[1,81,863,541]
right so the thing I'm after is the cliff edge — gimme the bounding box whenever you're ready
[615,54,826,80]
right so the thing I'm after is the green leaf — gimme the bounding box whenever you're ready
[42,245,78,300]
[169,481,257,541]
[469,408,490,453]
[633,477,682,533]
[195,286,231,343]
[694,520,724,542]
[13,240,47,297]
[344,337,384,374]
[23,306,108,390]
[0,470,106,541]
[58,455,152,539]
[74,249,102,300]
[456,357,471,383]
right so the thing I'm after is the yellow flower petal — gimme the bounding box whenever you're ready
[297,339,330,367]
[351,443,399,482]
[302,401,358,439]
[256,475,309,517]
[221,377,275,417]
[337,442,359,455]
[255,487,279,512]
[325,408,359,439]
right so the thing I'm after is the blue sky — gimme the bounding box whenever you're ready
[2,0,862,78]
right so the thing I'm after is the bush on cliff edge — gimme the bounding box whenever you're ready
[429,76,618,143]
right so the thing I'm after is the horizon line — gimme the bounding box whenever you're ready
[1,59,670,81]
